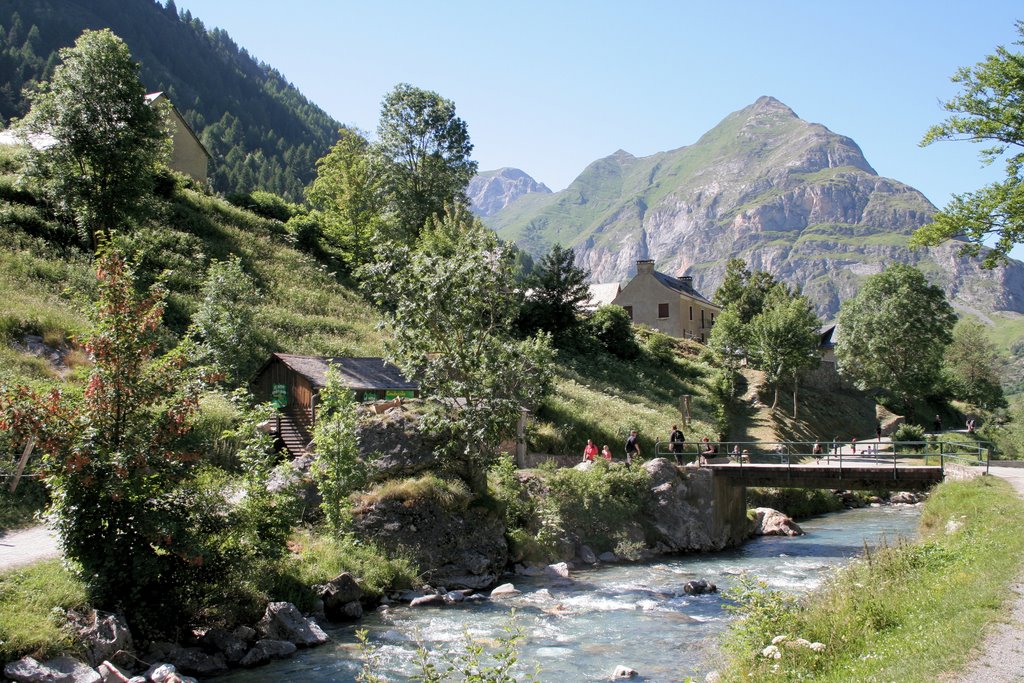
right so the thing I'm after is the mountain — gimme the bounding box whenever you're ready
[483,96,1024,318]
[468,167,551,217]
[0,0,340,200]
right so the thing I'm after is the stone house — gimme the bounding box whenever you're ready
[145,92,210,183]
[611,259,721,342]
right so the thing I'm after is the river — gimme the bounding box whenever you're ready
[219,504,920,682]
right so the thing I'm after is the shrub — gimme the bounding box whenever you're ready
[643,330,676,365]
[285,213,321,251]
[586,305,639,359]
[226,190,303,222]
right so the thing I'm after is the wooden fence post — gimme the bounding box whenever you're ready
[9,437,36,493]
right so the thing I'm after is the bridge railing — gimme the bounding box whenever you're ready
[654,439,994,475]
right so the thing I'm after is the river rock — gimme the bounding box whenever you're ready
[598,551,618,563]
[643,459,749,551]
[890,491,922,505]
[490,583,520,597]
[545,562,571,579]
[683,579,718,595]
[233,625,257,643]
[73,611,133,669]
[238,640,297,668]
[146,643,227,677]
[145,663,176,682]
[578,545,598,565]
[321,572,365,621]
[198,627,248,664]
[257,602,329,647]
[97,660,132,683]
[752,507,804,536]
[409,594,446,608]
[5,656,100,683]
[612,664,639,678]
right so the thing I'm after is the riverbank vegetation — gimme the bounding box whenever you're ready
[719,475,1024,681]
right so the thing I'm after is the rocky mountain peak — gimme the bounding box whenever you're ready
[482,97,1024,319]
[468,167,551,217]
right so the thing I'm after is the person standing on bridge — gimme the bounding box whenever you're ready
[669,424,685,463]
[813,441,824,464]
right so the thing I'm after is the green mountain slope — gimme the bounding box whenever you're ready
[0,0,340,200]
[484,97,1024,319]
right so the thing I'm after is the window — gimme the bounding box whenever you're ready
[701,309,705,328]
[658,303,669,318]
[689,306,693,320]
[623,305,633,320]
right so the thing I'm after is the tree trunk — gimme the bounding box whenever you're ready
[771,383,779,411]
[792,374,799,419]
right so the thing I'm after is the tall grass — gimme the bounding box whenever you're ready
[719,476,1024,682]
[0,560,89,662]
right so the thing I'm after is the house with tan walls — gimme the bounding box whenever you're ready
[145,92,210,183]
[611,259,721,342]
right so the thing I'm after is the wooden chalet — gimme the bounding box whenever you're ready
[253,354,420,456]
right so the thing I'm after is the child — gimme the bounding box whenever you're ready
[601,445,613,461]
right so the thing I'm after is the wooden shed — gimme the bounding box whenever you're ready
[252,354,419,456]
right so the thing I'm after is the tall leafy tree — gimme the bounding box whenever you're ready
[943,320,1007,410]
[836,264,956,411]
[518,243,591,343]
[911,21,1024,267]
[714,258,779,323]
[748,290,821,415]
[706,305,747,398]
[21,29,169,250]
[360,206,553,493]
[306,127,383,268]
[373,83,477,241]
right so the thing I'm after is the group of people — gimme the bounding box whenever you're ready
[582,424,724,466]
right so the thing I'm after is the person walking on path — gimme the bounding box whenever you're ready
[876,421,882,442]
[669,424,685,463]
[624,430,641,465]
[582,439,598,463]
[934,414,943,433]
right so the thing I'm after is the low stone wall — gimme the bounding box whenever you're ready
[944,463,987,481]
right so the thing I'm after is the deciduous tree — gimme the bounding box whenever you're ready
[748,290,821,415]
[21,29,168,250]
[360,206,552,493]
[836,264,956,412]
[372,83,476,241]
[714,259,779,324]
[943,320,1007,410]
[911,21,1024,267]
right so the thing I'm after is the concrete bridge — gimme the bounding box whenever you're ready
[705,461,943,491]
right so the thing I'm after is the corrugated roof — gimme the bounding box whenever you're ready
[272,354,418,390]
[651,271,719,308]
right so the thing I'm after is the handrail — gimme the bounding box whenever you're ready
[652,438,996,476]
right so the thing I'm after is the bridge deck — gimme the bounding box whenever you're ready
[703,462,944,491]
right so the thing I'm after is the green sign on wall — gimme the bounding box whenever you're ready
[272,384,288,409]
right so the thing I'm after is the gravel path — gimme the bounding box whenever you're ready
[951,466,1024,683]
[0,524,59,570]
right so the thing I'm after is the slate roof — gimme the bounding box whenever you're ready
[651,271,718,308]
[585,282,622,310]
[270,354,418,391]
[820,323,838,349]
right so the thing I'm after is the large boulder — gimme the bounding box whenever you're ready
[4,656,101,683]
[352,486,508,590]
[356,401,446,481]
[145,643,228,677]
[256,602,329,647]
[198,627,249,664]
[319,572,365,622]
[752,507,804,536]
[238,640,297,668]
[642,458,749,551]
[72,611,133,669]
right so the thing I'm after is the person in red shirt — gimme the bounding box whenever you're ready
[601,444,612,461]
[583,439,598,462]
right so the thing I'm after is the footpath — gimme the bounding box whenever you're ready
[950,465,1024,683]
[0,524,59,570]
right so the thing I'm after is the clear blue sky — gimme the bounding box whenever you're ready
[178,0,1024,259]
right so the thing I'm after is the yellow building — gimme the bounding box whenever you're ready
[612,259,721,342]
[145,92,210,183]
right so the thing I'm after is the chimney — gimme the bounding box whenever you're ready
[680,275,693,287]
[636,259,655,275]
